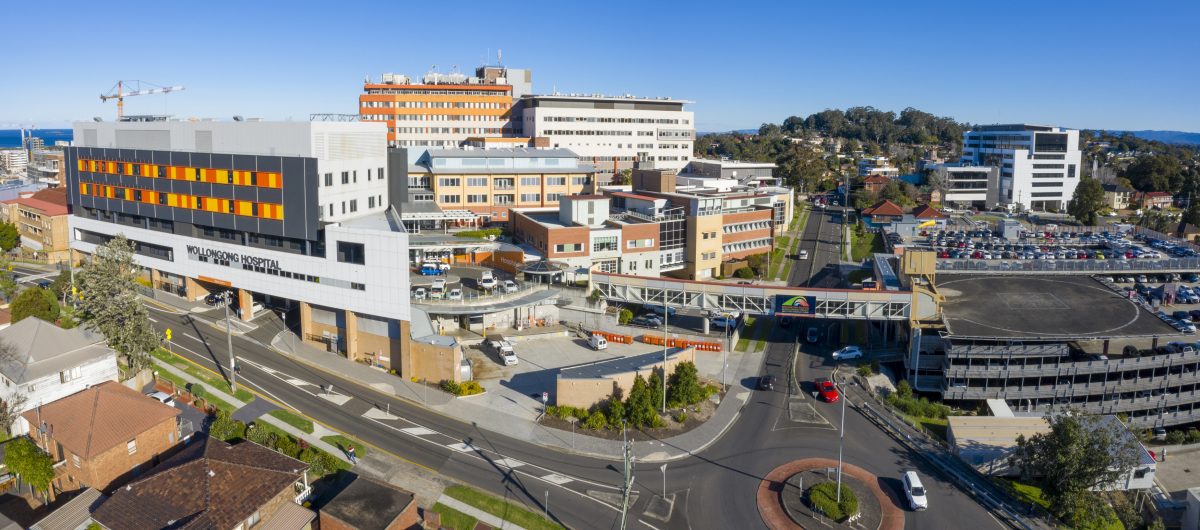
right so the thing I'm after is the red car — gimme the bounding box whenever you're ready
[817,379,840,403]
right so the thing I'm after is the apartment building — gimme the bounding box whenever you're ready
[28,147,65,186]
[399,147,595,229]
[1,187,70,263]
[359,66,532,149]
[938,165,1000,210]
[960,124,1081,211]
[1103,183,1134,210]
[0,149,28,176]
[23,381,181,498]
[858,156,900,177]
[66,119,418,371]
[512,195,660,275]
[514,94,695,184]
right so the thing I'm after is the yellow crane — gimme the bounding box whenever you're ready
[100,80,185,120]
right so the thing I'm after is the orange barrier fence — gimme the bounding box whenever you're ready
[592,330,633,344]
[639,335,723,351]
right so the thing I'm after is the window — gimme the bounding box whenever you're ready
[324,173,332,186]
[555,243,583,253]
[629,261,638,271]
[328,204,334,218]
[341,171,349,184]
[593,236,618,253]
[367,168,372,181]
[572,176,590,185]
[546,193,563,202]
[466,194,488,203]
[520,193,540,203]
[352,170,357,183]
[72,455,80,468]
[439,177,461,187]
[349,199,358,213]
[440,195,461,204]
[546,177,566,186]
[247,511,261,528]
[368,196,375,208]
[127,440,137,455]
[59,366,81,383]
[378,167,385,180]
[337,242,366,264]
[645,259,652,269]
[520,177,540,186]
[467,177,487,187]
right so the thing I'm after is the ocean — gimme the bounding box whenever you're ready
[0,129,73,148]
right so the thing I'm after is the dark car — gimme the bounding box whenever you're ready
[35,279,52,289]
[630,315,662,328]
[758,375,777,391]
[204,292,225,306]
[779,317,792,328]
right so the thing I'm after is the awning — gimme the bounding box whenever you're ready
[520,260,570,275]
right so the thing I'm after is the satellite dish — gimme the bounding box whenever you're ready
[233,116,244,122]
[92,117,103,122]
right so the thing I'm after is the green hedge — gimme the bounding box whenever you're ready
[807,482,858,522]
[453,228,504,239]
[886,393,951,419]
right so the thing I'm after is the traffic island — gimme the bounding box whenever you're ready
[758,458,904,530]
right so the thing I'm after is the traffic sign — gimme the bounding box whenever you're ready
[541,392,549,403]
[165,328,172,341]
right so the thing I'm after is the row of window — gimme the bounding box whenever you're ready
[322,168,385,187]
[378,114,504,122]
[542,117,688,125]
[723,238,772,254]
[79,182,283,220]
[362,100,507,109]
[364,88,510,96]
[723,220,771,234]
[77,159,282,189]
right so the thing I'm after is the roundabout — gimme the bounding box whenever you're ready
[757,458,905,530]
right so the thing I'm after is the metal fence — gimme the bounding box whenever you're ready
[936,257,1200,274]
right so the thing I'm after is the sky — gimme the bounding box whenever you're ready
[2,0,1197,133]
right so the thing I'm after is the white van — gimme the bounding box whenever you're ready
[902,471,928,511]
[430,279,447,299]
[589,334,608,350]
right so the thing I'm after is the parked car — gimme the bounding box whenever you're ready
[412,287,427,300]
[418,264,444,276]
[589,334,608,350]
[758,375,777,391]
[488,337,518,366]
[430,279,447,299]
[446,288,463,301]
[502,280,519,294]
[798,250,809,260]
[806,327,820,343]
[479,271,498,290]
[903,471,929,511]
[711,316,738,330]
[205,292,226,306]
[646,304,677,317]
[816,379,839,403]
[146,391,174,406]
[630,315,662,328]
[832,345,863,361]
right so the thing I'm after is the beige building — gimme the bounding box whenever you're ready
[556,347,696,409]
[1,187,70,263]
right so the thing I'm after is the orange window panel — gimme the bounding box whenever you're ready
[273,204,284,219]
[124,164,134,176]
[90,160,99,172]
[78,183,87,194]
[106,162,115,173]
[145,191,157,204]
[123,189,133,201]
[183,167,196,181]
[259,204,273,219]
[106,187,115,198]
[166,194,178,207]
[77,160,85,171]
[217,170,230,184]
[237,201,252,216]
[266,173,280,188]
[167,166,178,180]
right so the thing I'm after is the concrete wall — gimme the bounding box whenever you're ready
[407,339,465,383]
[555,348,696,409]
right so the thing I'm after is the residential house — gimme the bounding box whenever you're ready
[911,204,948,228]
[91,436,316,530]
[1102,183,1134,211]
[862,174,891,194]
[861,199,905,226]
[316,472,419,530]
[0,318,119,436]
[30,488,106,530]
[1137,191,1174,209]
[1178,222,1200,243]
[0,187,70,263]
[23,381,181,498]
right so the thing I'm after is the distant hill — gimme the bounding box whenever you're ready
[697,129,757,136]
[1120,130,1200,146]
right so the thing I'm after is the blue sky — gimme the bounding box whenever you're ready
[2,0,1197,132]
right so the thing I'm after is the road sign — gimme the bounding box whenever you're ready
[541,392,549,403]
[165,328,172,341]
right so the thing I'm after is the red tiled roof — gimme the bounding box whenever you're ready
[863,175,890,184]
[862,199,904,217]
[911,204,947,219]
[15,198,67,216]
[21,381,179,459]
[1142,192,1172,198]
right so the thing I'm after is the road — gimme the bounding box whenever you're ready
[792,205,849,288]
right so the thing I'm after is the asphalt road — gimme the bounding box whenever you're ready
[792,206,849,289]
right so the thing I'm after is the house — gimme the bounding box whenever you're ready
[316,472,419,530]
[1102,183,1134,211]
[1137,191,1173,209]
[91,436,315,530]
[920,189,943,205]
[0,318,119,435]
[911,204,948,228]
[30,488,106,530]
[861,199,905,226]
[0,187,70,263]
[946,415,1156,490]
[1178,222,1200,243]
[862,174,891,194]
[22,381,181,498]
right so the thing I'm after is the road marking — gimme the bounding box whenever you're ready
[285,378,308,386]
[320,393,352,406]
[399,426,436,436]
[491,457,526,469]
[540,473,573,485]
[446,442,475,452]
[183,333,204,344]
[362,408,399,421]
[148,316,159,323]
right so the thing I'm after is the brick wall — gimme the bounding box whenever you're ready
[44,416,180,495]
[556,348,697,409]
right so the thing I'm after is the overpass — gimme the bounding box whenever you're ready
[936,256,1200,275]
[590,272,940,321]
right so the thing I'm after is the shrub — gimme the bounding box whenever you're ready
[895,380,913,399]
[275,436,300,458]
[453,228,503,239]
[188,384,206,399]
[618,308,634,325]
[734,267,755,279]
[807,482,858,522]
[301,448,341,477]
[439,380,462,395]
[584,411,607,430]
[459,380,484,396]
[856,365,873,377]
[1167,430,1187,445]
[675,411,688,423]
[209,411,245,442]
[246,422,272,446]
[1186,428,1200,444]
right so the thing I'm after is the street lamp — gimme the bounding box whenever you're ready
[221,291,236,392]
[836,374,846,502]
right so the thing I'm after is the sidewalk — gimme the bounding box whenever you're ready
[266,323,761,463]
[150,356,352,464]
[435,496,529,530]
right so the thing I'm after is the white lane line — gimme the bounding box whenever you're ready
[400,426,436,436]
[285,378,308,386]
[447,442,475,452]
[540,473,573,485]
[183,333,204,344]
[492,457,526,469]
[148,316,159,323]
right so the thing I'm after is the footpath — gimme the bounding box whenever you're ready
[146,291,764,463]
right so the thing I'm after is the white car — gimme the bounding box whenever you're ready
[447,288,462,301]
[146,391,174,406]
[413,287,427,300]
[832,345,863,361]
[903,471,928,511]
[489,338,518,365]
[502,280,518,294]
[798,250,809,260]
[479,271,498,290]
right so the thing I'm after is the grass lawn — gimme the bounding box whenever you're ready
[735,316,758,351]
[270,410,315,434]
[995,478,1051,510]
[850,229,884,261]
[443,485,564,530]
[903,414,948,441]
[430,502,478,530]
[321,434,366,458]
[152,348,256,403]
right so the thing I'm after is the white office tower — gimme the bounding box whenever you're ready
[960,125,1081,212]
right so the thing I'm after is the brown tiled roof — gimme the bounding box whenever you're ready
[861,199,903,217]
[863,175,890,184]
[92,437,308,530]
[21,381,179,459]
[911,204,947,219]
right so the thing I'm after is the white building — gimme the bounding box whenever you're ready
[0,318,120,435]
[960,124,1082,212]
[0,149,28,176]
[66,119,417,369]
[857,156,900,177]
[515,94,695,184]
[938,165,1000,209]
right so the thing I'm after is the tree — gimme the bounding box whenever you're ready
[626,374,661,428]
[5,437,54,499]
[648,369,665,412]
[1183,200,1200,228]
[10,287,59,324]
[611,168,632,186]
[1011,411,1140,528]
[618,308,634,325]
[75,235,160,372]
[1068,178,1106,226]
[667,361,704,408]
[0,254,16,303]
[0,222,18,252]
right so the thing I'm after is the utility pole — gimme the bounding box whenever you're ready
[619,421,635,530]
[722,322,731,392]
[223,291,236,392]
[836,375,846,502]
[661,289,667,413]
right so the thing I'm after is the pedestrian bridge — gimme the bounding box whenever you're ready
[590,272,939,321]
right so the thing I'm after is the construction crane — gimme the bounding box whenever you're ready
[100,80,185,121]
